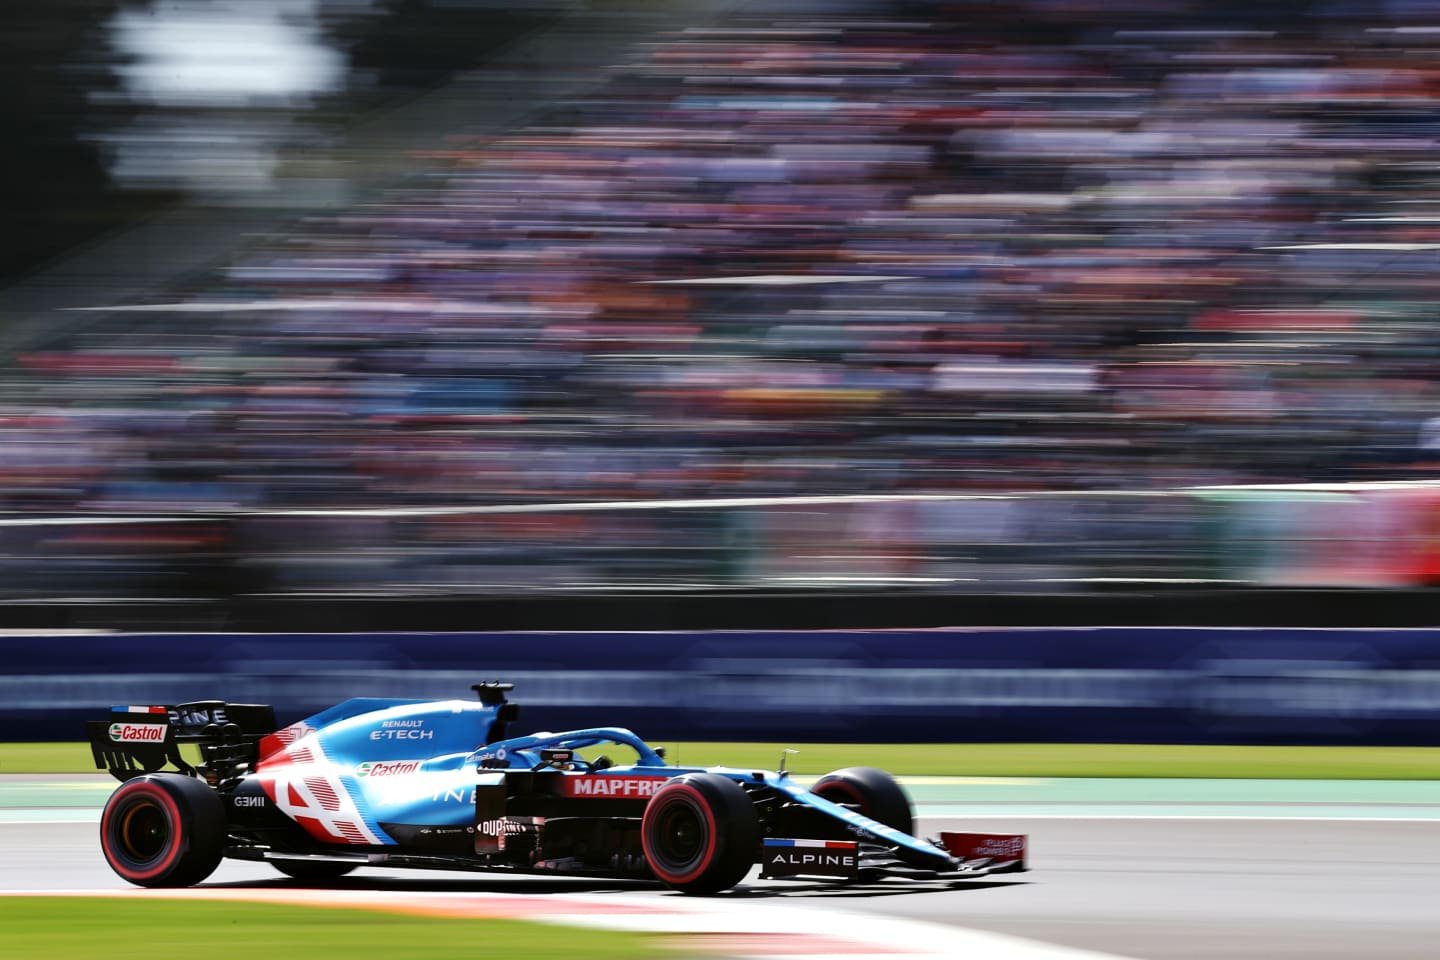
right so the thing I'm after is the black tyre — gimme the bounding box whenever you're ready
[641,772,760,894]
[271,860,359,882]
[812,766,914,836]
[99,773,226,887]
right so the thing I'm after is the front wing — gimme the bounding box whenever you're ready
[759,773,1027,881]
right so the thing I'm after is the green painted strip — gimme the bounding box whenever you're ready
[0,782,116,809]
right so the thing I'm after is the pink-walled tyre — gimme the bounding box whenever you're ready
[641,773,759,894]
[99,773,225,887]
[813,766,913,836]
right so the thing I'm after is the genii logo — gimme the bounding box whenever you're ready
[109,723,166,743]
[355,760,423,778]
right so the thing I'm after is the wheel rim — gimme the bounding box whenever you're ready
[117,799,170,863]
[653,800,706,870]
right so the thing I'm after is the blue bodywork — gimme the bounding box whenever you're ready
[284,696,952,869]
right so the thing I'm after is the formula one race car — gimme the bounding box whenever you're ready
[88,684,1026,893]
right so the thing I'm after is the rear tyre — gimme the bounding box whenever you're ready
[812,766,914,836]
[641,773,759,894]
[99,773,226,887]
[271,860,359,881]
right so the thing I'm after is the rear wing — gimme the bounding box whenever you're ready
[88,701,277,783]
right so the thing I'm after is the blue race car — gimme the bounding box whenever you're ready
[89,683,1026,894]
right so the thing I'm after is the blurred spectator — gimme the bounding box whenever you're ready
[10,0,1440,594]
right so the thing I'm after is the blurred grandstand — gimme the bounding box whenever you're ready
[6,0,1440,628]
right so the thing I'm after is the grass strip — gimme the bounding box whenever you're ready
[7,740,1440,779]
[0,897,677,960]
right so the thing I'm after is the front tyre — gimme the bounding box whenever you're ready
[99,773,226,887]
[812,766,914,836]
[641,773,759,894]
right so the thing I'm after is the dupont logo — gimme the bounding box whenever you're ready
[355,760,422,778]
[564,776,668,798]
[108,723,166,743]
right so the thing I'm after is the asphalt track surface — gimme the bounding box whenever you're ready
[4,775,1439,960]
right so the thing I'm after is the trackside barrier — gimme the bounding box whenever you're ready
[8,627,1440,745]
[7,481,1440,602]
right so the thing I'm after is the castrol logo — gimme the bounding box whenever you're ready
[355,760,422,778]
[109,723,167,743]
